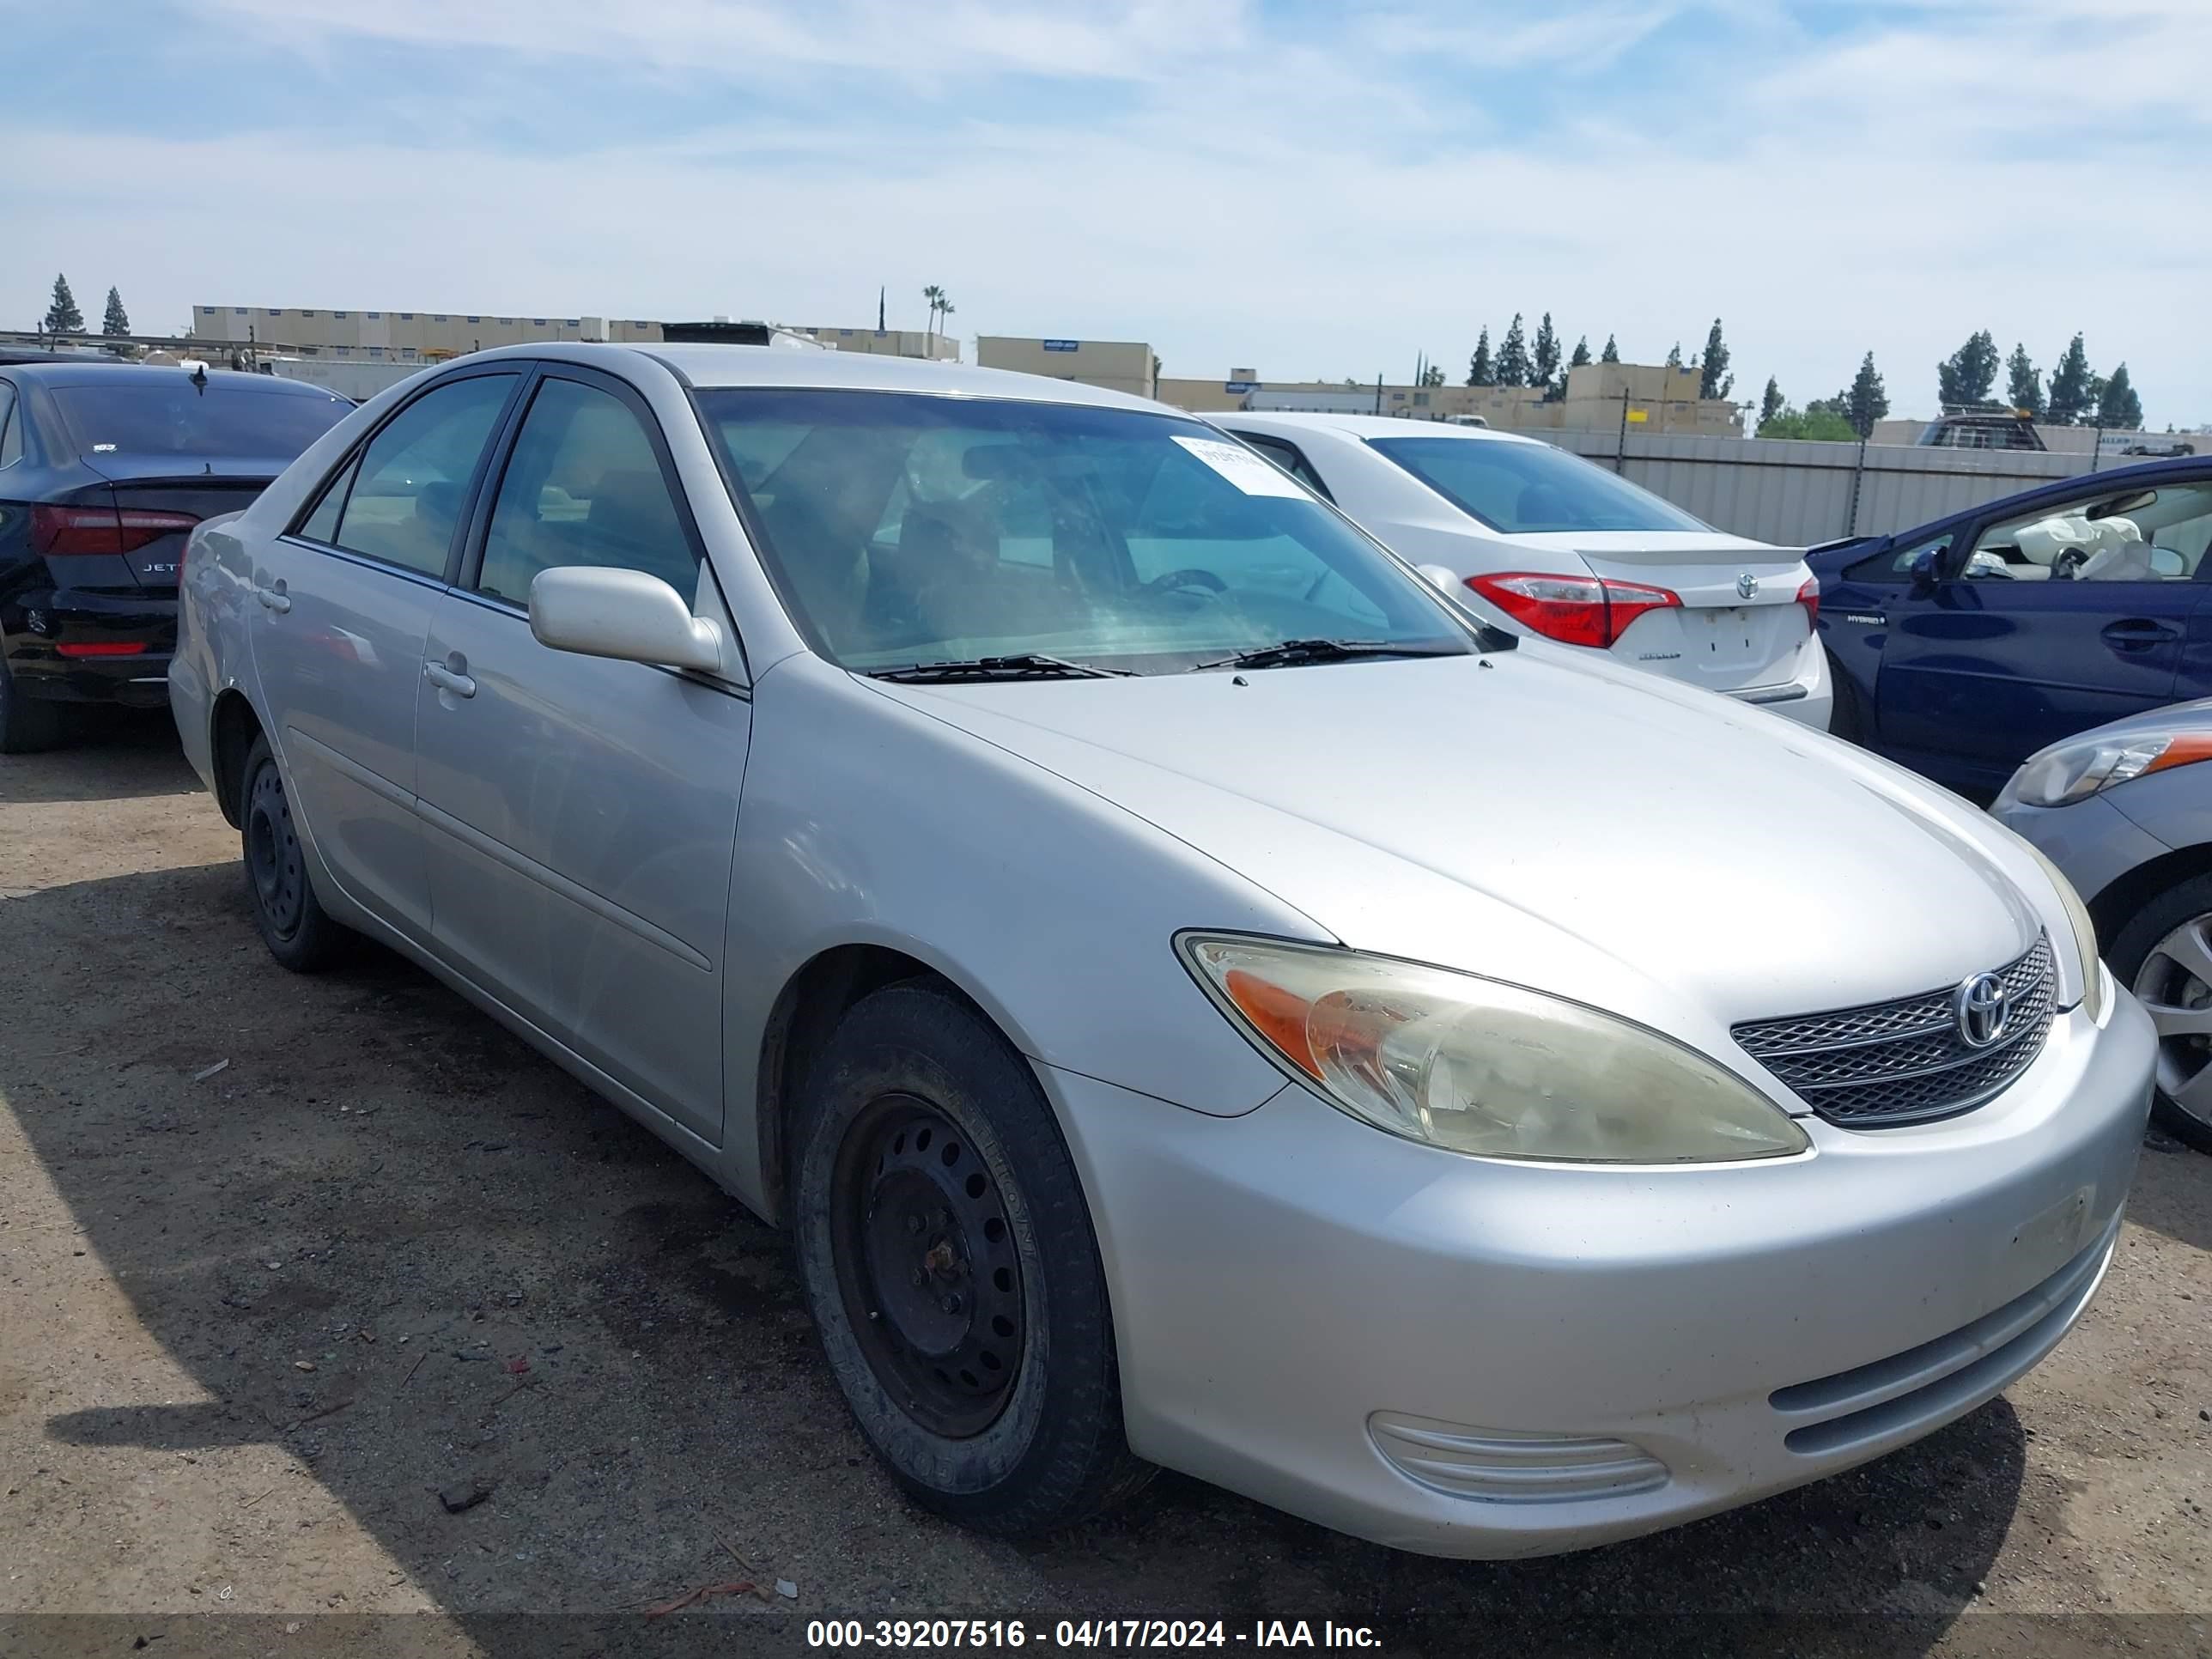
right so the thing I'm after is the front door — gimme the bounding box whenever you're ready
[249,369,522,939]
[1875,472,2212,794]
[410,368,749,1146]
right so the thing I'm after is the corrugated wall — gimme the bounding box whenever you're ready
[1547,429,2097,546]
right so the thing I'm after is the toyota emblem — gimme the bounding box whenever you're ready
[1735,572,1759,600]
[1953,971,2010,1048]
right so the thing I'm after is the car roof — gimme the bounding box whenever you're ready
[1209,410,1539,446]
[465,341,1173,414]
[5,362,342,396]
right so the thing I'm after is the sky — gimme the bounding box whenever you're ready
[8,0,2206,427]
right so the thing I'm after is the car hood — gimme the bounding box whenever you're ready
[871,652,2047,1029]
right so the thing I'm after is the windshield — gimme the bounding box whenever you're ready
[1367,435,1711,534]
[696,389,1474,674]
[51,380,351,462]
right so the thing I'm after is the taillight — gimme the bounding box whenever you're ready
[1796,575,1820,633]
[28,505,200,558]
[1466,570,1681,649]
[56,641,149,658]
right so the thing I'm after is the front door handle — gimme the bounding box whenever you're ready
[256,580,290,615]
[422,660,476,699]
[2101,617,2179,652]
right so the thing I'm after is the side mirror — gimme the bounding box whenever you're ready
[1416,563,1462,593]
[1909,548,1940,590]
[529,566,727,675]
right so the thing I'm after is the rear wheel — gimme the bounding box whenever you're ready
[0,653,66,754]
[790,981,1151,1534]
[240,733,353,972]
[2109,874,2212,1154]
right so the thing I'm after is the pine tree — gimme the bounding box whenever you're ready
[2046,333,2095,425]
[1664,341,1683,370]
[1600,334,1620,364]
[1532,312,1561,393]
[1494,313,1532,387]
[2098,362,2143,431]
[2005,344,2043,418]
[1698,319,1733,400]
[1418,361,1444,388]
[101,287,130,337]
[1845,352,1888,439]
[43,273,84,335]
[1759,376,1784,429]
[1936,329,1999,409]
[1466,328,1494,387]
[1568,336,1592,372]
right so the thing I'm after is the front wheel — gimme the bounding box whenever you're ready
[2108,874,2212,1154]
[239,733,354,973]
[790,981,1151,1534]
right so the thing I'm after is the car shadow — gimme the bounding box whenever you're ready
[0,709,198,805]
[2,857,2035,1659]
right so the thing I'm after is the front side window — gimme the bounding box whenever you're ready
[1368,435,1710,533]
[1849,531,1952,582]
[477,378,697,607]
[48,380,350,463]
[326,374,516,578]
[1963,480,2212,582]
[696,388,1472,672]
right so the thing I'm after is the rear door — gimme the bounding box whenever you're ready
[251,368,523,940]
[1875,471,2212,793]
[411,365,749,1146]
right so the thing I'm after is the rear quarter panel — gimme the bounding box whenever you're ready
[169,511,256,795]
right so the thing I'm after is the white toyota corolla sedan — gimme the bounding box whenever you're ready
[1206,411,1832,728]
[171,344,2145,1558]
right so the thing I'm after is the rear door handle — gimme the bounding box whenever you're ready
[2101,617,2179,651]
[422,661,476,699]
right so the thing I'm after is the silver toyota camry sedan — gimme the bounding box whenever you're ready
[171,344,2154,1559]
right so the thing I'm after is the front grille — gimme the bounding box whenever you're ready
[1732,935,2055,1127]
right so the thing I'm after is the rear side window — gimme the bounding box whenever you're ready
[47,380,349,462]
[476,378,696,607]
[1229,432,1332,499]
[327,374,517,579]
[0,384,17,468]
[297,453,359,544]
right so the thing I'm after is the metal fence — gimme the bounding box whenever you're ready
[1546,428,2103,547]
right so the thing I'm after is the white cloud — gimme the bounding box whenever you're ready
[9,0,2209,425]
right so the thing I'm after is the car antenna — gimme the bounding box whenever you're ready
[190,363,208,393]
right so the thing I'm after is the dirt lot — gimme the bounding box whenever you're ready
[2,720,2209,1659]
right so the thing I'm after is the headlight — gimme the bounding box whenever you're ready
[2014,841,2110,1024]
[1178,935,1808,1164]
[1997,726,2212,809]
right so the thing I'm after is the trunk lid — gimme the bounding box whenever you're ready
[79,455,280,587]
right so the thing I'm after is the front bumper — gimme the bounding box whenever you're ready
[1045,990,2153,1559]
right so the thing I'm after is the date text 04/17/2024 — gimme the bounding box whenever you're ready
[805,1619,1383,1649]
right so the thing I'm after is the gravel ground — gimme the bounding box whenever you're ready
[2,719,2209,1659]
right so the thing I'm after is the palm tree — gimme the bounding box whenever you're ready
[922,284,954,349]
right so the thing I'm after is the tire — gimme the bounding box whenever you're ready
[2107,873,2212,1154]
[238,732,354,973]
[790,981,1152,1534]
[0,653,66,755]
[1825,650,1864,744]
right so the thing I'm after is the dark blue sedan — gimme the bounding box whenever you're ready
[0,363,350,750]
[1809,457,2212,798]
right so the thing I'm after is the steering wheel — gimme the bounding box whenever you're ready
[2053,547,2089,580]
[1140,568,1227,598]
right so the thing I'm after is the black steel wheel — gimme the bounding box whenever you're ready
[830,1095,1025,1438]
[791,981,1152,1534]
[238,732,353,973]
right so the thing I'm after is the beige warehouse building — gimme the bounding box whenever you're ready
[977,337,1159,401]
[1158,361,1741,437]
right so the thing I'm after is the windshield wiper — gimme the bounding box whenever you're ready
[869,653,1138,683]
[1188,638,1465,672]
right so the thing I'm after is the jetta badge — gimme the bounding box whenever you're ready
[1735,572,1759,600]
[1954,971,2010,1048]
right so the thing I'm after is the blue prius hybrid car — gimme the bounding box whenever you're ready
[1809,457,2212,798]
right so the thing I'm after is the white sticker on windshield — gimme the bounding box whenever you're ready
[1172,434,1308,499]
